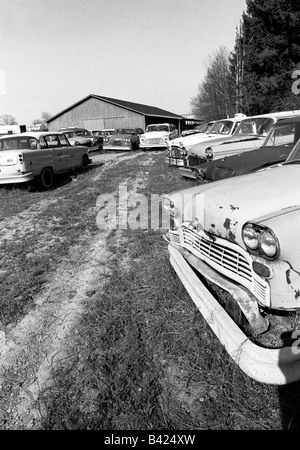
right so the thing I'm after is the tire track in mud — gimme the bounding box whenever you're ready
[0,150,158,429]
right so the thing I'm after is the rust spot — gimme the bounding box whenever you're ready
[211,224,215,228]
[228,230,236,242]
[219,206,223,209]
[223,218,231,230]
[284,261,300,299]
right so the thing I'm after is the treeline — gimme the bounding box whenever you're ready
[191,0,300,121]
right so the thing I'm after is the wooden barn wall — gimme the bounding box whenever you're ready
[48,98,146,131]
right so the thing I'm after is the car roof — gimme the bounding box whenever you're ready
[271,115,300,125]
[0,131,68,139]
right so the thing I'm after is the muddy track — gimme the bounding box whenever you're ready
[0,150,157,429]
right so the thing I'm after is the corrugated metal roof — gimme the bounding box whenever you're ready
[47,94,184,122]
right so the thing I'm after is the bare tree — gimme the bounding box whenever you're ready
[0,114,18,125]
[190,46,236,121]
[41,111,52,123]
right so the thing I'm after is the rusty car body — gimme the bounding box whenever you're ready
[163,138,300,384]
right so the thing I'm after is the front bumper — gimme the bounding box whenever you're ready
[103,145,132,151]
[140,143,167,150]
[0,172,34,184]
[167,243,300,385]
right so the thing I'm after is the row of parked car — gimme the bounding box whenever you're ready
[0,122,181,188]
[59,124,179,152]
[163,108,300,385]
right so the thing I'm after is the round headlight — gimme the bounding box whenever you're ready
[205,147,213,159]
[260,229,278,258]
[242,224,259,250]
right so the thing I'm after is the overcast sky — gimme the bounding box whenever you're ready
[0,0,247,125]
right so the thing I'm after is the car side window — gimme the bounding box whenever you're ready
[45,135,59,148]
[58,134,69,146]
[30,139,37,149]
[40,138,47,148]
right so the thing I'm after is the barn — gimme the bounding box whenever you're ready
[47,94,189,133]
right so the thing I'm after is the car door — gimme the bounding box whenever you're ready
[58,133,80,170]
[44,134,69,172]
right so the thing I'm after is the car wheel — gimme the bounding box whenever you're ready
[38,167,53,189]
[80,154,89,171]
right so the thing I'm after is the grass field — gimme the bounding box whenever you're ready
[1,151,300,429]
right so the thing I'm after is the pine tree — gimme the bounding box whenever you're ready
[234,0,300,114]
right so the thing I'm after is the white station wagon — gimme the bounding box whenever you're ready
[163,138,300,385]
[0,132,91,189]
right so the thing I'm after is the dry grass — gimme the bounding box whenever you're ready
[1,151,300,429]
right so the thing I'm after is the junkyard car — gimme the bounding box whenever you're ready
[103,128,144,151]
[179,115,300,182]
[0,132,91,188]
[163,138,300,385]
[61,127,103,153]
[139,123,178,150]
[165,114,246,166]
[181,110,300,168]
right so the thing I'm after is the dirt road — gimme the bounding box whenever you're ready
[0,151,155,429]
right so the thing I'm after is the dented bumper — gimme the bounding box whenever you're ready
[168,243,300,385]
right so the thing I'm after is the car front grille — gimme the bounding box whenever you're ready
[187,155,205,166]
[108,140,124,146]
[180,225,269,305]
[145,138,164,145]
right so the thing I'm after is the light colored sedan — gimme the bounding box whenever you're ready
[0,132,91,188]
[163,137,300,385]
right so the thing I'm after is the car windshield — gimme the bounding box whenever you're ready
[262,122,298,148]
[0,137,38,150]
[233,118,274,136]
[146,125,169,132]
[208,120,234,135]
[117,129,135,134]
[75,130,91,136]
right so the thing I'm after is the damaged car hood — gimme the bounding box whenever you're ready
[180,164,300,245]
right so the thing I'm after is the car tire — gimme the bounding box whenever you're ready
[80,154,89,172]
[38,167,53,189]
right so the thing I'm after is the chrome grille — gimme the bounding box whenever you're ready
[187,155,205,166]
[182,226,252,282]
[180,225,269,306]
[253,278,268,304]
[146,138,163,145]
